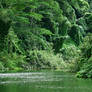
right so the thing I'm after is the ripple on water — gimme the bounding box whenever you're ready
[0,72,92,92]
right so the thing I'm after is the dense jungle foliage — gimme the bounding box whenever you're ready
[0,0,92,78]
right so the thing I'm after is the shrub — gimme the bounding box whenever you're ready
[76,33,92,78]
[0,52,26,71]
[26,50,67,69]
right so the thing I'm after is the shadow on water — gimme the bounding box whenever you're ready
[0,71,92,92]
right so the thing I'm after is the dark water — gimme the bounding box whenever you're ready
[0,71,92,92]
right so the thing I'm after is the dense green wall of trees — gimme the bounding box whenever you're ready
[0,0,92,78]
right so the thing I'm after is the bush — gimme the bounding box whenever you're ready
[0,52,26,71]
[60,38,81,72]
[26,50,67,69]
[76,33,92,78]
[0,62,4,71]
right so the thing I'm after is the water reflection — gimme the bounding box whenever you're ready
[0,71,92,92]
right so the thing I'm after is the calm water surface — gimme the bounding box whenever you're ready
[0,71,92,92]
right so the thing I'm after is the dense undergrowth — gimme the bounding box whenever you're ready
[0,0,92,78]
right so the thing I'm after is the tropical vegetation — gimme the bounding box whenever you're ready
[0,0,92,78]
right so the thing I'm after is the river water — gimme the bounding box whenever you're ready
[0,71,92,92]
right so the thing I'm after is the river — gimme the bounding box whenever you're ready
[0,71,92,92]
